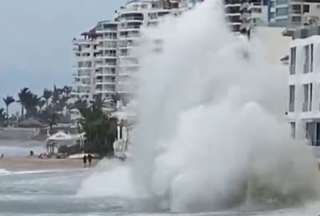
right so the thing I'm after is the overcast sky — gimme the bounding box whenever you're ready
[0,0,125,110]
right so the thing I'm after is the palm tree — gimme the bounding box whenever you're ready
[18,88,30,118]
[38,99,46,111]
[46,108,58,135]
[62,86,72,97]
[79,96,117,156]
[0,108,6,126]
[52,85,62,104]
[18,88,40,118]
[42,89,53,106]
[24,93,40,118]
[3,96,15,126]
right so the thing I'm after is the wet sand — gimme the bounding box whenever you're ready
[0,157,98,171]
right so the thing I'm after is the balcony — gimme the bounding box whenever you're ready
[290,8,302,14]
[119,14,144,22]
[95,89,115,94]
[95,80,116,85]
[225,0,241,5]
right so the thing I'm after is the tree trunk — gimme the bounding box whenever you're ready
[6,105,9,127]
[20,105,24,120]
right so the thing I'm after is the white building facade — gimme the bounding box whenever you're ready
[287,26,320,146]
[288,0,320,28]
[72,31,99,100]
[72,0,187,106]
[224,0,266,36]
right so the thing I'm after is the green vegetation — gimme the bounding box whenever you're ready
[0,108,6,127]
[1,86,119,156]
[1,85,73,127]
[3,96,15,126]
[78,96,117,156]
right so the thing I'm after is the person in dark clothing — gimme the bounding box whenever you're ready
[88,154,93,167]
[83,154,87,167]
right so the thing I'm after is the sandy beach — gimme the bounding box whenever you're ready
[0,135,99,171]
[0,157,98,171]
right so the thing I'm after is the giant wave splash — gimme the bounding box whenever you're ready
[78,0,320,212]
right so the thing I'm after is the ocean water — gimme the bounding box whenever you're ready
[1,1,320,215]
[0,168,319,216]
[0,139,45,157]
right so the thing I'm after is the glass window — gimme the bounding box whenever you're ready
[290,122,296,138]
[289,85,295,112]
[290,47,296,74]
[276,0,288,5]
[276,8,288,16]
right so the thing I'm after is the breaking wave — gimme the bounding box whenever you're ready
[79,0,320,212]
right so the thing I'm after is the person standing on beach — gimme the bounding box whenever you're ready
[83,154,87,167]
[88,154,93,167]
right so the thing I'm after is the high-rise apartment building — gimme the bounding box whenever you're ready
[269,0,320,31]
[224,0,266,36]
[287,25,320,145]
[72,0,267,108]
[72,0,187,106]
[269,0,289,26]
[288,0,320,28]
[72,30,100,99]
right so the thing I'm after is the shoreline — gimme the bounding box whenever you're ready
[0,157,98,171]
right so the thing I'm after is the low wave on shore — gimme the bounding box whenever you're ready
[0,138,45,157]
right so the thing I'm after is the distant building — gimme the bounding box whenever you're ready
[288,0,320,28]
[224,0,267,36]
[287,25,320,146]
[269,0,289,27]
[72,0,271,107]
[72,0,187,107]
[269,0,320,34]
[72,30,100,100]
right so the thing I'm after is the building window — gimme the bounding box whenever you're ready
[289,85,295,112]
[291,16,301,23]
[291,5,301,14]
[310,83,313,111]
[270,12,275,19]
[276,7,288,16]
[290,47,296,74]
[290,122,296,138]
[303,5,310,13]
[311,44,314,72]
[305,122,320,146]
[303,45,311,73]
[276,0,288,5]
[303,83,312,112]
[303,44,313,73]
